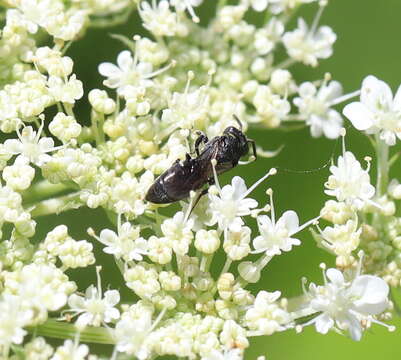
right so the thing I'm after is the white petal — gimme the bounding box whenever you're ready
[4,139,23,154]
[326,268,344,285]
[280,210,299,234]
[104,290,120,306]
[99,229,118,246]
[343,102,374,130]
[117,50,134,71]
[350,275,389,315]
[98,62,121,77]
[253,235,267,252]
[361,75,393,111]
[314,313,334,334]
[231,176,247,199]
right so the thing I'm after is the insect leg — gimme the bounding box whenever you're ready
[248,139,257,160]
[188,188,209,217]
[195,131,209,156]
[238,139,257,165]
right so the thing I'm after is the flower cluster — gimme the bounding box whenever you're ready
[0,0,397,359]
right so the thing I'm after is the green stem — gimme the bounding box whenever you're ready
[23,180,72,203]
[375,134,389,196]
[28,319,114,344]
[30,192,82,217]
[90,6,134,28]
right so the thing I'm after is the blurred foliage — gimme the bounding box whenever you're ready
[38,0,401,358]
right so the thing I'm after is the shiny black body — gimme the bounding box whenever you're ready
[145,125,256,204]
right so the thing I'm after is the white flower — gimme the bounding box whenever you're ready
[220,320,249,350]
[95,221,148,262]
[3,124,61,166]
[88,89,116,114]
[124,263,161,298]
[343,75,401,145]
[325,151,375,209]
[2,157,35,191]
[254,18,284,55]
[51,339,89,360]
[252,85,290,127]
[207,176,260,232]
[294,81,343,139]
[195,229,220,254]
[320,220,361,257]
[47,74,83,104]
[304,268,392,341]
[139,0,188,37]
[223,226,251,261]
[67,285,120,329]
[283,18,336,67]
[253,211,302,256]
[161,83,210,130]
[49,112,82,142]
[161,211,194,256]
[0,294,32,347]
[98,50,157,95]
[245,290,291,335]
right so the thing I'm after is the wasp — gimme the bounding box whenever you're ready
[145,116,257,204]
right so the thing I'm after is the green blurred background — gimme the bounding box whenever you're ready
[39,0,401,358]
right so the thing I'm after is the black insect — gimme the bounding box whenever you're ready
[145,116,257,204]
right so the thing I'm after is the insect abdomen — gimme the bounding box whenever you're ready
[145,178,176,204]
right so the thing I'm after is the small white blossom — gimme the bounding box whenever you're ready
[320,220,361,257]
[325,151,375,209]
[4,123,60,166]
[223,226,251,261]
[114,302,154,358]
[124,263,161,298]
[220,320,249,350]
[88,89,116,114]
[252,85,290,127]
[49,112,82,142]
[24,337,54,360]
[208,176,258,232]
[99,50,157,95]
[95,220,148,262]
[161,211,194,256]
[254,18,284,55]
[0,294,32,347]
[2,157,35,191]
[283,18,336,67]
[147,236,173,264]
[245,290,291,335]
[294,80,343,139]
[161,83,210,130]
[51,339,89,360]
[195,229,220,254]
[139,0,188,37]
[33,46,73,77]
[303,267,392,341]
[68,283,120,329]
[253,211,302,256]
[343,75,401,145]
[57,239,95,269]
[47,74,84,104]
